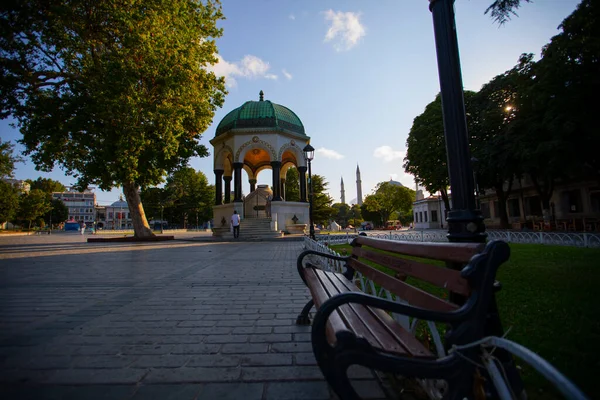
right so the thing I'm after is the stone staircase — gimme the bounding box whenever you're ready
[237,217,281,240]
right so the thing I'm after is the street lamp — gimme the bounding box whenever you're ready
[160,203,164,234]
[303,144,315,240]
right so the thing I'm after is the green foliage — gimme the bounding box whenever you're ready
[44,198,68,226]
[349,204,363,227]
[27,177,66,193]
[361,182,415,226]
[311,174,334,225]
[18,189,52,229]
[0,180,20,224]
[0,139,22,179]
[284,167,300,201]
[163,167,214,227]
[331,202,350,227]
[1,0,226,236]
[485,0,532,25]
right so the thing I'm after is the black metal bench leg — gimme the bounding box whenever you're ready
[296,299,314,325]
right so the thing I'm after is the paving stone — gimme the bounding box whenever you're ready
[204,335,249,344]
[130,384,201,400]
[241,366,324,382]
[221,343,269,354]
[196,382,264,400]
[187,354,241,367]
[265,381,331,400]
[143,367,241,383]
[249,333,292,343]
[44,368,146,384]
[271,342,313,353]
[240,353,293,366]
[294,352,317,366]
[70,355,137,369]
[131,355,190,368]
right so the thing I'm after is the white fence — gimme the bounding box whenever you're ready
[314,229,600,248]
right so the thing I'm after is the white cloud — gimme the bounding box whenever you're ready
[282,69,293,80]
[373,146,405,162]
[323,10,366,51]
[289,14,296,20]
[316,147,344,160]
[208,54,278,88]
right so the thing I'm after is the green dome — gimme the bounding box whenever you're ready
[216,93,305,136]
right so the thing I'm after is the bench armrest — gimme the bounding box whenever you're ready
[296,250,351,284]
[314,291,476,327]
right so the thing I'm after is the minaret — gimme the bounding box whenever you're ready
[356,164,363,205]
[340,177,346,204]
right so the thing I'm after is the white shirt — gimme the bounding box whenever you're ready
[231,213,240,227]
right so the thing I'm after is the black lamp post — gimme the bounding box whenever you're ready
[303,144,315,240]
[160,204,164,234]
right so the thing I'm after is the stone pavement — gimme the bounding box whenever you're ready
[0,233,388,399]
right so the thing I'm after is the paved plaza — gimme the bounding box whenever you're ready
[0,233,387,400]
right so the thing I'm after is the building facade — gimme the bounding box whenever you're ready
[104,198,132,230]
[52,189,96,227]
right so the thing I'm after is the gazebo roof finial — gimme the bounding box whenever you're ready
[259,90,264,101]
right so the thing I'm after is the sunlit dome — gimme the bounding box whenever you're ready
[215,91,305,137]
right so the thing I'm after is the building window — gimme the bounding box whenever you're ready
[481,202,491,219]
[524,196,542,216]
[109,212,113,219]
[431,210,438,222]
[591,190,600,213]
[493,201,499,219]
[564,189,582,213]
[424,211,428,222]
[419,212,423,222]
[507,199,521,218]
[414,212,418,222]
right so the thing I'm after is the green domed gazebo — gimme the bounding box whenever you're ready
[209,91,312,237]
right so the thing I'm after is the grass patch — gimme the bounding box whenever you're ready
[330,242,598,398]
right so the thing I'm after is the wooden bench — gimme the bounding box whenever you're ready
[296,236,514,400]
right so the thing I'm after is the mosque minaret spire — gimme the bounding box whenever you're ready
[356,164,363,206]
[340,177,346,204]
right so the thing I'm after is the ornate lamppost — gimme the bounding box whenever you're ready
[303,144,315,240]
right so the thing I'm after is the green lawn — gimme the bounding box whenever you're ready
[330,242,599,398]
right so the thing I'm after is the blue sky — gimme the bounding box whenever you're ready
[0,0,581,206]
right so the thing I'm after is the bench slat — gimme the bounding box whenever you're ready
[352,247,470,296]
[304,268,349,345]
[314,269,392,352]
[348,258,458,312]
[353,236,484,264]
[328,272,432,358]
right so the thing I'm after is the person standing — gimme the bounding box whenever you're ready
[231,210,241,238]
[266,194,272,218]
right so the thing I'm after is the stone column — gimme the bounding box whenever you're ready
[249,179,257,193]
[223,176,232,204]
[214,169,224,205]
[271,161,282,201]
[233,162,243,202]
[298,166,307,202]
[280,178,286,201]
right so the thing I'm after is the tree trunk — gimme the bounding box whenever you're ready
[530,175,554,222]
[494,184,510,229]
[122,181,154,238]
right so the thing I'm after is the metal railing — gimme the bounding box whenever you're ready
[313,229,600,248]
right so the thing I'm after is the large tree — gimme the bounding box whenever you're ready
[362,182,414,226]
[284,167,301,202]
[27,177,66,193]
[311,175,334,225]
[18,189,52,229]
[331,202,350,228]
[0,139,21,179]
[403,92,477,211]
[43,198,68,228]
[163,167,213,228]
[1,0,226,237]
[0,180,19,225]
